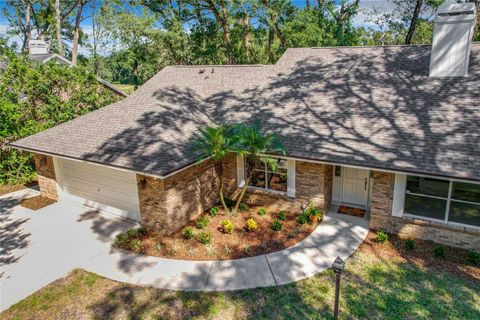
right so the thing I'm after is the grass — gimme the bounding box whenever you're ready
[112,83,135,95]
[3,233,479,320]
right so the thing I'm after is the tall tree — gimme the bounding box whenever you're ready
[202,0,235,64]
[71,0,85,64]
[55,0,64,56]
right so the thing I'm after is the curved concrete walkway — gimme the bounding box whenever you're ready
[1,188,368,311]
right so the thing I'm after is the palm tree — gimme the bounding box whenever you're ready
[192,124,241,214]
[232,124,285,213]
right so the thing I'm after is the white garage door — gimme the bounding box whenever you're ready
[56,158,140,221]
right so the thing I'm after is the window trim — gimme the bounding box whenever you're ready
[403,176,480,229]
[244,156,289,195]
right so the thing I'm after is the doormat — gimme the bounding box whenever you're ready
[337,206,366,218]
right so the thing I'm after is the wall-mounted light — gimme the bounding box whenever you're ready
[40,156,47,166]
[139,177,147,190]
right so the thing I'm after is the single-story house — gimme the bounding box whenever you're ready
[11,4,480,251]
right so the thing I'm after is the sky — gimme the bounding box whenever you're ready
[0,0,417,55]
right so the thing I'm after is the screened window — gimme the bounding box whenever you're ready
[246,157,287,193]
[404,176,480,227]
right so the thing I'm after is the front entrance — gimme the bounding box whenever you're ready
[341,167,369,207]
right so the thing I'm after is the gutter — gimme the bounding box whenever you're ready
[10,144,480,184]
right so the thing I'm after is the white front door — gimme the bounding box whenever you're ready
[342,167,369,207]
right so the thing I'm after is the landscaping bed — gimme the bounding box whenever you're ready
[3,231,479,320]
[20,195,56,211]
[114,202,322,260]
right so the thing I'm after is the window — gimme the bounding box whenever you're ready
[449,182,480,227]
[246,157,287,193]
[405,176,448,220]
[404,176,480,227]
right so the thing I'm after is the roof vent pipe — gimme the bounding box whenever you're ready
[429,3,477,77]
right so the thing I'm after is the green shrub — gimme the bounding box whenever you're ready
[209,206,219,217]
[198,232,212,244]
[239,202,249,211]
[272,220,282,231]
[114,227,146,249]
[376,231,388,244]
[183,227,195,240]
[466,251,480,266]
[405,238,415,250]
[114,233,129,248]
[221,219,234,234]
[298,213,309,224]
[130,239,142,252]
[126,227,146,238]
[196,216,209,229]
[434,244,445,257]
[278,211,286,221]
[257,207,267,216]
[245,218,258,232]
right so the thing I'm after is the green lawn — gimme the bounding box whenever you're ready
[112,83,135,95]
[2,233,479,320]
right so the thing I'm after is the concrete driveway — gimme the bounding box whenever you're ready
[0,188,137,311]
[1,188,369,312]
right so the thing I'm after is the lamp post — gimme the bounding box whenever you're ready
[332,256,345,320]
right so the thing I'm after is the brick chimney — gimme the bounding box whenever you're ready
[429,3,477,77]
[28,39,49,55]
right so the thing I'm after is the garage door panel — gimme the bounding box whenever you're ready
[57,158,140,220]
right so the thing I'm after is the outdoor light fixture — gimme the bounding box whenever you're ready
[332,256,345,320]
[139,177,147,190]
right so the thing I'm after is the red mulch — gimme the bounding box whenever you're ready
[20,195,56,211]
[132,205,319,261]
[338,205,366,218]
[359,231,480,283]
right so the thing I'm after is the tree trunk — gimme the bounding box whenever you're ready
[90,0,99,74]
[72,0,83,65]
[205,0,234,64]
[405,0,423,45]
[217,160,230,214]
[262,0,287,49]
[241,5,253,63]
[22,0,31,52]
[267,25,274,63]
[55,0,64,57]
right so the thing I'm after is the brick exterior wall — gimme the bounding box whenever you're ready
[138,156,334,234]
[137,159,220,234]
[33,154,58,200]
[296,161,333,211]
[369,171,480,252]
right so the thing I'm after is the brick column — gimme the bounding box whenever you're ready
[296,161,333,211]
[33,154,58,200]
[369,171,395,231]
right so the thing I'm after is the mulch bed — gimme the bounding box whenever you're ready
[360,231,480,283]
[20,195,56,211]
[0,181,37,196]
[124,204,319,261]
[338,205,365,218]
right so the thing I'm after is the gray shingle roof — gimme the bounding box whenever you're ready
[12,44,480,181]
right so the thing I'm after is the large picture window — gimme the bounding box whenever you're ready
[246,157,287,193]
[404,176,480,227]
